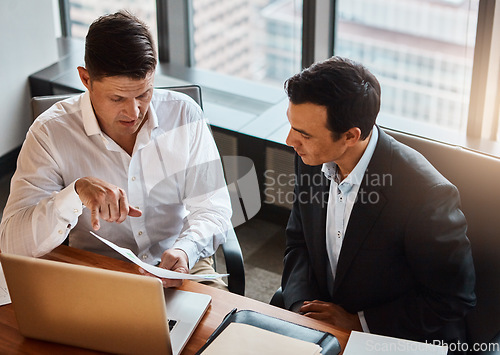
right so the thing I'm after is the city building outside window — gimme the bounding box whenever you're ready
[62,0,500,148]
[190,0,303,87]
[66,0,303,89]
[334,0,479,141]
[66,0,158,47]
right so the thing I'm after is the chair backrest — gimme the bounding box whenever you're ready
[32,94,76,119]
[157,85,203,110]
[31,85,203,120]
[384,127,500,345]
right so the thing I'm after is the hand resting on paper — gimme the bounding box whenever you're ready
[90,232,225,283]
[139,248,189,288]
[299,300,363,332]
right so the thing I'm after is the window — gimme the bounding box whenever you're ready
[334,0,479,140]
[64,0,158,45]
[59,0,500,151]
[64,0,302,88]
[190,0,303,87]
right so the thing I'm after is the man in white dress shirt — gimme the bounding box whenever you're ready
[0,11,232,289]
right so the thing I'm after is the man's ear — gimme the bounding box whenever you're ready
[344,127,362,146]
[77,66,91,91]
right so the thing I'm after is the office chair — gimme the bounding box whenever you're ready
[31,86,203,120]
[270,287,284,308]
[31,85,245,296]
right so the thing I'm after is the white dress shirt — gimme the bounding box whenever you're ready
[0,90,232,269]
[323,126,379,331]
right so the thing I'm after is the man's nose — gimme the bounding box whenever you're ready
[285,129,297,147]
[124,99,140,119]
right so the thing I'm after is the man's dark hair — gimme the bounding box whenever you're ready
[284,56,381,140]
[84,10,157,80]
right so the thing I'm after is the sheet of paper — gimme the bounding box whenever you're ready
[0,262,12,306]
[200,323,322,355]
[90,231,228,281]
[344,331,448,354]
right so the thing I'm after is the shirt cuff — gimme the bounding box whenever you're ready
[291,301,305,313]
[172,238,199,270]
[53,180,84,225]
[358,311,370,332]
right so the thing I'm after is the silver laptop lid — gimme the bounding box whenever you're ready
[0,253,172,354]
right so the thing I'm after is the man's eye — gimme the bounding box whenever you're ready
[111,97,123,102]
[301,134,310,140]
[138,92,152,100]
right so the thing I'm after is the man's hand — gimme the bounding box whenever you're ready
[299,300,363,331]
[156,249,189,288]
[75,177,142,230]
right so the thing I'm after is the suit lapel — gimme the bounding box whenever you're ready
[309,166,331,296]
[332,127,392,294]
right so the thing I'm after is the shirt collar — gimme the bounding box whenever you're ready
[81,91,101,136]
[134,103,158,151]
[322,126,379,186]
[321,161,337,181]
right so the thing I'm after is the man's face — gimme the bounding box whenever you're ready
[286,102,348,166]
[78,68,154,143]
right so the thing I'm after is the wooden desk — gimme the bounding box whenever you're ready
[0,246,350,354]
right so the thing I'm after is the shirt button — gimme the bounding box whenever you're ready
[138,231,143,236]
[131,176,136,181]
[58,230,63,234]
[142,254,148,260]
[74,209,79,214]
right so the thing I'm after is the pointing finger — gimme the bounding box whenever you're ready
[91,207,100,230]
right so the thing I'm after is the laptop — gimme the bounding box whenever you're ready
[0,252,211,355]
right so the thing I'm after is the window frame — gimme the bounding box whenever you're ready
[467,0,500,141]
[58,0,71,37]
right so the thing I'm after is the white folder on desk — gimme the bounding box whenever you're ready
[344,331,448,354]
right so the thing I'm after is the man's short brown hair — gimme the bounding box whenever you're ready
[84,10,157,80]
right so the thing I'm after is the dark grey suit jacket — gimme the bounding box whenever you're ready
[282,126,476,346]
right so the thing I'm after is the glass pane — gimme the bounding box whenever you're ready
[66,0,157,45]
[191,0,303,87]
[335,0,479,138]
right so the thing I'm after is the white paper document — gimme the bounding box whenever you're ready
[90,231,228,281]
[344,331,448,354]
[0,262,12,306]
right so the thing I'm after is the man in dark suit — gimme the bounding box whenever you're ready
[281,56,476,353]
